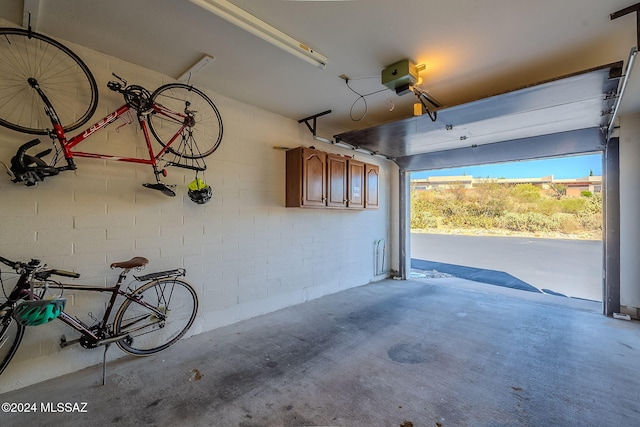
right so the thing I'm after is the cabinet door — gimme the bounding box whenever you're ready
[365,163,379,209]
[327,154,347,207]
[347,159,365,209]
[302,149,327,207]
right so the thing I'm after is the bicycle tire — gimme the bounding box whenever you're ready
[0,312,25,376]
[113,278,198,355]
[0,27,98,135]
[148,83,223,159]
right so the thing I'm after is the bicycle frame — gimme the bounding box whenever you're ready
[6,271,166,348]
[31,81,188,172]
[62,105,190,171]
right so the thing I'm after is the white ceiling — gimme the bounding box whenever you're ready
[0,0,638,138]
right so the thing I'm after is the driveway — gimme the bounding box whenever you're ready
[411,233,603,301]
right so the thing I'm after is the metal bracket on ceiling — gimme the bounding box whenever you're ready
[611,2,640,49]
[23,0,40,34]
[298,110,333,143]
[606,47,637,141]
[299,111,392,160]
[608,4,640,141]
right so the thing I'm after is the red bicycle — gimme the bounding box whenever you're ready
[0,27,223,203]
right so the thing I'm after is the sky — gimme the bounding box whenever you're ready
[411,153,602,180]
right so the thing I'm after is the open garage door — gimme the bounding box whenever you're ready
[335,62,625,315]
[409,154,604,303]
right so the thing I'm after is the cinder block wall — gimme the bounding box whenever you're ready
[0,32,392,391]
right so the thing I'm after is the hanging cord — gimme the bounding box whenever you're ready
[344,78,389,121]
[413,86,438,122]
[194,169,206,188]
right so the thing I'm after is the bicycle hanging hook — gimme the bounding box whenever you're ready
[26,12,33,38]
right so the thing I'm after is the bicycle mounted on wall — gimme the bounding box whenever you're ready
[0,27,223,203]
[0,255,198,384]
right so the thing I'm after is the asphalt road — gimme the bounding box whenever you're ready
[411,233,603,302]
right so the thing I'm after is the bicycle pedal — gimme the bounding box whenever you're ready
[143,183,176,197]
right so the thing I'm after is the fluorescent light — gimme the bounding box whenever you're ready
[334,142,354,150]
[355,148,373,155]
[313,135,333,144]
[177,55,215,82]
[190,0,327,68]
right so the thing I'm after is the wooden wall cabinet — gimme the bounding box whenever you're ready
[286,147,326,207]
[347,159,365,209]
[286,147,379,210]
[327,154,348,207]
[365,163,379,209]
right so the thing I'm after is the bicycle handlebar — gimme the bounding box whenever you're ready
[0,256,80,278]
[0,256,17,269]
[35,269,81,280]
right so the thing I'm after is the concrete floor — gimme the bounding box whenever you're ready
[2,278,639,427]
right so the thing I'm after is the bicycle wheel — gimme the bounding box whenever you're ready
[113,278,198,355]
[0,28,98,135]
[148,83,223,159]
[0,312,25,376]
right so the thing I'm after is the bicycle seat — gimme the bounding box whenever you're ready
[110,257,149,270]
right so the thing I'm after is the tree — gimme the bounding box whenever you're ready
[549,183,567,200]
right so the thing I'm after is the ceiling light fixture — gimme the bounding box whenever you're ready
[354,147,373,155]
[334,141,355,150]
[190,0,328,68]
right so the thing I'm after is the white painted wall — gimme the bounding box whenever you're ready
[619,112,640,317]
[0,35,392,391]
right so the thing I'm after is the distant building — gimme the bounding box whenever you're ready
[557,176,602,196]
[411,175,602,196]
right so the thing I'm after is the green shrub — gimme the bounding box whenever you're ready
[496,212,526,231]
[410,182,601,236]
[552,212,580,233]
[524,212,558,232]
[511,183,541,203]
[559,198,587,214]
[537,199,562,216]
[496,212,559,232]
[583,192,602,214]
[578,212,602,231]
[411,210,439,229]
